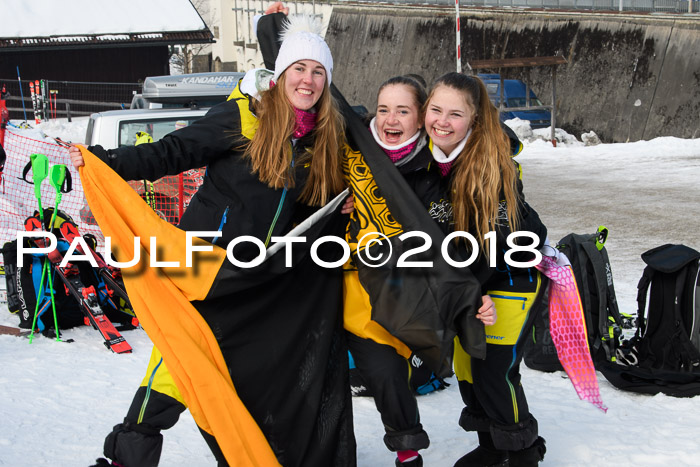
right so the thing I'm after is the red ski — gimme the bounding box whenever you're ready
[59,220,137,325]
[29,81,41,125]
[0,325,33,337]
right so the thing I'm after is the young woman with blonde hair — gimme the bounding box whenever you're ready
[422,72,548,467]
[71,15,356,467]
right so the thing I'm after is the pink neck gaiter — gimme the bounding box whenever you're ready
[383,140,418,163]
[293,107,318,139]
[437,160,455,177]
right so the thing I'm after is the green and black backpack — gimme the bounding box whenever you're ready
[524,227,629,371]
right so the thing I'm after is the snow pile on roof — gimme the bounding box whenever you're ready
[0,0,208,38]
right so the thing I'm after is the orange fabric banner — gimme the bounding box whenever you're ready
[78,146,280,466]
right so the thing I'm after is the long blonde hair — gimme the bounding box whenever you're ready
[245,72,346,206]
[426,73,520,250]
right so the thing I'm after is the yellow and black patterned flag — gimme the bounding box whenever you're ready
[334,88,486,378]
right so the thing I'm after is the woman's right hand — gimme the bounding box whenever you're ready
[341,194,355,215]
[68,144,85,168]
[264,2,289,15]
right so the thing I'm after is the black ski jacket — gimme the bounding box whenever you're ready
[88,93,317,254]
[396,137,547,294]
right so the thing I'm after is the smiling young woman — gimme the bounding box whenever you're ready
[423,73,549,467]
[283,60,327,111]
[74,14,355,467]
[246,59,345,207]
[374,83,422,146]
[424,85,474,156]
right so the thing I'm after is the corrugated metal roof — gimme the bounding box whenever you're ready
[0,31,213,50]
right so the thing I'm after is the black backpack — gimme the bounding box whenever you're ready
[1,209,135,333]
[601,244,700,397]
[524,227,627,371]
[1,237,85,331]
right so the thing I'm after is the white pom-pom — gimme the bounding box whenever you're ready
[280,14,324,41]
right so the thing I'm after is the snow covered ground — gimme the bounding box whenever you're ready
[1,118,699,466]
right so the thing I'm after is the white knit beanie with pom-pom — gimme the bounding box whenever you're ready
[273,15,333,85]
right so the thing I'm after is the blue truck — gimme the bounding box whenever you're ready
[478,74,552,129]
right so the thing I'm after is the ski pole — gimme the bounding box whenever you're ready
[27,154,50,343]
[16,67,28,123]
[43,164,69,341]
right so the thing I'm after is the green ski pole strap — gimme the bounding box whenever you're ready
[49,164,70,206]
[20,154,49,184]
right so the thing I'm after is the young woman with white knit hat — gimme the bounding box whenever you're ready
[72,14,356,467]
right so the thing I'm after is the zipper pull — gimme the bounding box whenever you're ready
[211,206,230,245]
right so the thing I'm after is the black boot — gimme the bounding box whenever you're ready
[102,421,163,467]
[395,453,423,467]
[90,459,114,467]
[508,436,546,467]
[454,431,509,467]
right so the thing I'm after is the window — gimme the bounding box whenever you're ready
[118,117,201,147]
[507,97,544,108]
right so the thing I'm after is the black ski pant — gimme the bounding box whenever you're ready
[103,347,229,466]
[103,385,184,467]
[454,276,548,452]
[347,332,430,452]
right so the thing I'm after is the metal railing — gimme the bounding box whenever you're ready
[235,0,698,12]
[1,78,141,122]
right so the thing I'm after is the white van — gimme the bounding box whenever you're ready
[85,107,208,148]
[82,72,243,225]
[87,72,244,147]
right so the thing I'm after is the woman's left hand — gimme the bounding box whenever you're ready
[341,194,355,214]
[476,295,497,326]
[264,2,289,15]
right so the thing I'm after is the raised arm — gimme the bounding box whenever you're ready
[70,100,241,181]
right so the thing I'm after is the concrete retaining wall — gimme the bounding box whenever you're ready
[325,6,700,142]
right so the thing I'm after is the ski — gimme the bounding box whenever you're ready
[39,80,47,122]
[0,325,33,337]
[24,216,132,354]
[35,80,44,123]
[58,220,138,325]
[49,90,57,120]
[29,81,40,125]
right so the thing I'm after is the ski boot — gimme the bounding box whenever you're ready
[454,432,508,467]
[508,436,546,467]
